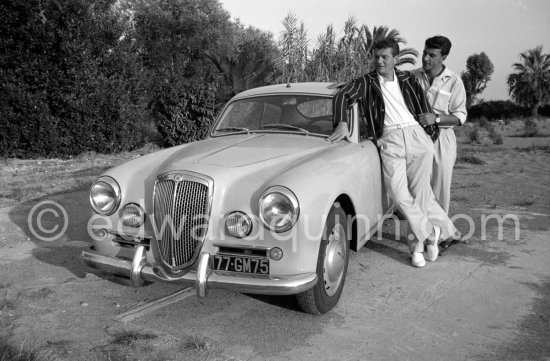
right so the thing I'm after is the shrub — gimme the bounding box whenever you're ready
[468,125,482,144]
[152,80,219,147]
[468,100,528,120]
[488,126,504,144]
[0,0,147,158]
[524,118,539,137]
[457,154,485,165]
[478,116,490,129]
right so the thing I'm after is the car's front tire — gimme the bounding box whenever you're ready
[297,202,350,314]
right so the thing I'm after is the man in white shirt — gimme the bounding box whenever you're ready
[412,36,467,215]
[330,39,460,267]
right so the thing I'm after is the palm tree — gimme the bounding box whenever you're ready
[356,25,418,70]
[507,46,550,117]
[205,25,278,97]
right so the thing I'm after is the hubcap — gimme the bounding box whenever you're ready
[323,223,347,296]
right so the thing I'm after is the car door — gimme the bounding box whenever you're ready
[345,102,388,250]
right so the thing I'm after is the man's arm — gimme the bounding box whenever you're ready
[328,78,363,142]
[419,76,467,127]
[447,76,467,125]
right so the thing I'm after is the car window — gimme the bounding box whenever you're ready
[212,95,334,136]
[297,99,331,118]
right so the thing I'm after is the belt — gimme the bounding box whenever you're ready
[384,122,417,130]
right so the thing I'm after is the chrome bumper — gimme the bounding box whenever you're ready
[81,245,318,297]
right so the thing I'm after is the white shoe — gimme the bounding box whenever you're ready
[426,226,441,262]
[411,252,426,268]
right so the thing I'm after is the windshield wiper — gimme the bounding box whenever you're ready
[215,127,250,134]
[261,123,309,134]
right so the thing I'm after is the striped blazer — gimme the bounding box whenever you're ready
[333,69,439,140]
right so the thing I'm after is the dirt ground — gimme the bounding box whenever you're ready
[1,119,549,361]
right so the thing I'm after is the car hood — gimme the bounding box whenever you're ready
[161,133,330,169]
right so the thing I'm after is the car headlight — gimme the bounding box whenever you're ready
[259,186,299,232]
[122,203,145,227]
[90,176,121,215]
[225,211,253,238]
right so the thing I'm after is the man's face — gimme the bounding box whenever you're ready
[422,47,446,72]
[374,48,396,78]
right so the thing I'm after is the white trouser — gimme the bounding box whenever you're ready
[431,128,457,214]
[379,124,458,253]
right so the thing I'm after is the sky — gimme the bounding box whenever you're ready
[219,0,550,101]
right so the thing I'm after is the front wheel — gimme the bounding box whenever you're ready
[297,203,350,314]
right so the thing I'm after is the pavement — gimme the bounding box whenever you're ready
[1,191,549,361]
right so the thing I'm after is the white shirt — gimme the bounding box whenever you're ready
[411,67,467,128]
[378,72,417,128]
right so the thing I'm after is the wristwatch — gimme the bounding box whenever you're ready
[435,114,441,124]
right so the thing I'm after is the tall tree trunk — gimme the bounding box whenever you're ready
[531,102,540,117]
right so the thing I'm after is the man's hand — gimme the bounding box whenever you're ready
[418,113,437,127]
[327,122,351,143]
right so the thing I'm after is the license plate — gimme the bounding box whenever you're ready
[213,255,269,275]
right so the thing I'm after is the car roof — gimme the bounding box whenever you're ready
[232,82,346,100]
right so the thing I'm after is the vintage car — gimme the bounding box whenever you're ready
[81,82,392,314]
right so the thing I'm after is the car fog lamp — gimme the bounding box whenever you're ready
[225,212,253,238]
[122,203,145,227]
[259,186,299,233]
[269,247,283,260]
[92,228,108,239]
[90,176,121,215]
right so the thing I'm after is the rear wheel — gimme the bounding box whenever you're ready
[297,203,350,314]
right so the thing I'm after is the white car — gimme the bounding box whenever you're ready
[82,82,392,314]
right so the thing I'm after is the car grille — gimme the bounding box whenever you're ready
[153,173,212,270]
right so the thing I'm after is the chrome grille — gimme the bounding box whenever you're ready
[153,174,211,270]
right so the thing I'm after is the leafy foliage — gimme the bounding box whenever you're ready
[507,46,550,117]
[460,52,494,107]
[277,15,418,83]
[0,0,146,158]
[205,23,279,98]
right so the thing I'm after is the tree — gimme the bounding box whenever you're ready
[460,52,494,107]
[507,46,550,117]
[132,0,234,145]
[278,12,309,83]
[205,23,279,98]
[280,15,419,83]
[0,0,147,157]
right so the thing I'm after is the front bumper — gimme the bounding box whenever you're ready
[81,245,318,297]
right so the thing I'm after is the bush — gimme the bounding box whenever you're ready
[151,80,219,147]
[524,118,539,137]
[0,0,147,158]
[468,100,528,120]
[488,125,504,144]
[468,125,482,144]
[478,116,490,129]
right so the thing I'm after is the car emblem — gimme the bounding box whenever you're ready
[174,174,183,182]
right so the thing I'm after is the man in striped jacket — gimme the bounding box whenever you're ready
[328,39,460,268]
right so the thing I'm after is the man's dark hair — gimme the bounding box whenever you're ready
[373,39,400,57]
[425,36,452,56]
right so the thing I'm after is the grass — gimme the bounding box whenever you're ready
[0,143,160,208]
[456,154,485,165]
[181,333,211,352]
[515,145,550,153]
[111,330,158,346]
[0,337,57,361]
[514,198,537,207]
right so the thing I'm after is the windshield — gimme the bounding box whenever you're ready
[212,95,334,136]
